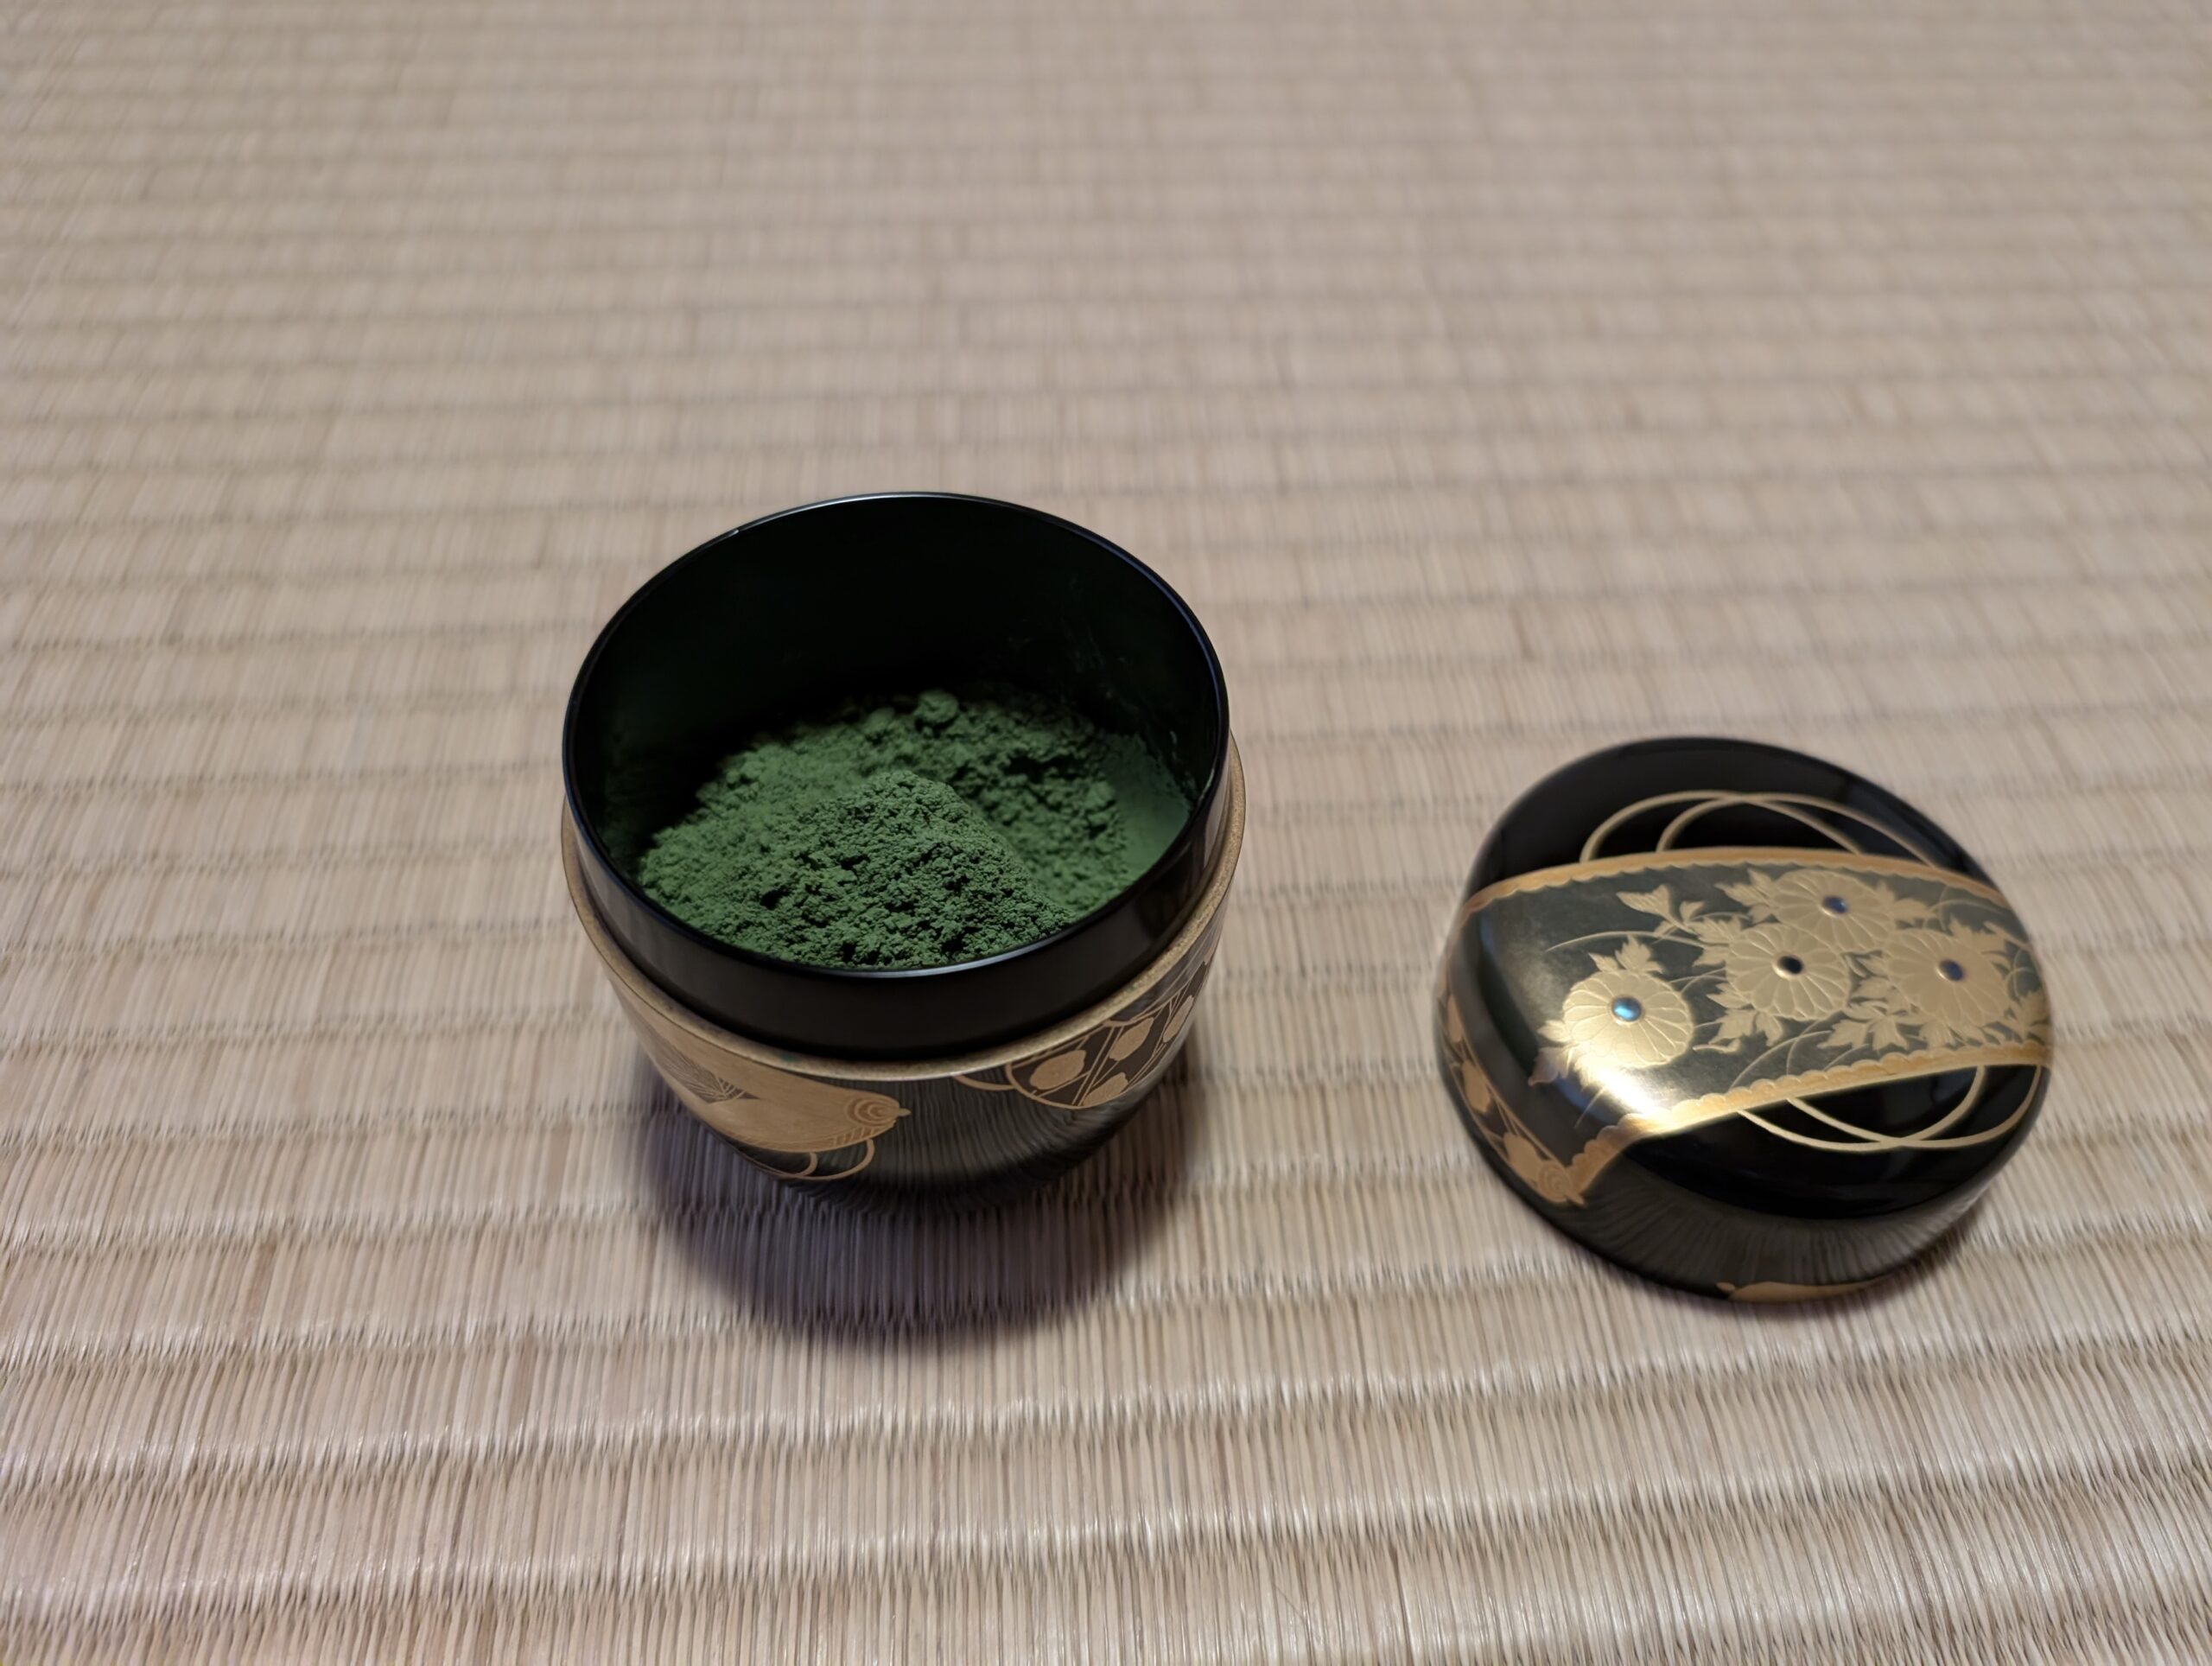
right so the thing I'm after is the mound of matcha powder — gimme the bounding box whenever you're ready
[637,689,1189,970]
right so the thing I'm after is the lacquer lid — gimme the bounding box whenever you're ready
[1435,738,2054,1300]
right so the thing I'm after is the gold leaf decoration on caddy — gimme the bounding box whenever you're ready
[959,922,1217,1110]
[1440,976,1630,1205]
[613,984,907,1180]
[1442,812,2053,1205]
[1578,789,1946,867]
[562,823,911,1184]
[1549,944,1695,1074]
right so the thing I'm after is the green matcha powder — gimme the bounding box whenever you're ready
[639,689,1189,970]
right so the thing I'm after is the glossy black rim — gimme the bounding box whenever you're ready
[562,493,1230,1055]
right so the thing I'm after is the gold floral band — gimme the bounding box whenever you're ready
[1442,849,2052,1204]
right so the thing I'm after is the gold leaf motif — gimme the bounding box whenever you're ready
[1718,871,1782,912]
[1436,982,1637,1206]
[643,1033,743,1103]
[1617,886,1675,921]
[612,988,743,1103]
[1687,911,1745,946]
[1078,1071,1133,1109]
[1456,1057,1491,1106]
[1461,838,2053,1160]
[1106,1012,1156,1061]
[1502,1133,1577,1204]
[1700,1007,1757,1055]
[970,937,1217,1110]
[1027,1049,1089,1092]
[1615,938,1661,976]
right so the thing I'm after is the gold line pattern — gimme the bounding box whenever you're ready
[1442,969,2045,1209]
[1579,789,1946,866]
[1763,1066,2036,1153]
[1650,1051,2047,1141]
[1441,806,2052,1199]
[1462,845,2013,918]
[1658,794,1865,855]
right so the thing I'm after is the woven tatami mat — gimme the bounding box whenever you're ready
[5,0,2211,1658]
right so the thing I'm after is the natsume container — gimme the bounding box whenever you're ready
[1437,738,2052,1299]
[563,494,1243,1202]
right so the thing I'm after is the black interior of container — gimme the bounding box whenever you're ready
[575,495,1221,878]
[563,494,1230,1058]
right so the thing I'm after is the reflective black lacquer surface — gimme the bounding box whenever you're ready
[563,493,1230,1059]
[1438,738,2053,1299]
[564,752,1244,1206]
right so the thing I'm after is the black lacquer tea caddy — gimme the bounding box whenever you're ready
[1436,738,2054,1300]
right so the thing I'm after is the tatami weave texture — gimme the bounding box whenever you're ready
[5,0,2212,1658]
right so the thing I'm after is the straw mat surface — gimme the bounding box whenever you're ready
[5,0,2212,1657]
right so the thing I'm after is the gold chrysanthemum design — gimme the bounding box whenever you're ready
[1440,981,1635,1205]
[1719,924,1853,1025]
[1522,862,2050,1097]
[1557,956,1694,1071]
[1871,924,2017,1045]
[1451,798,2056,1192]
[1766,868,1910,953]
